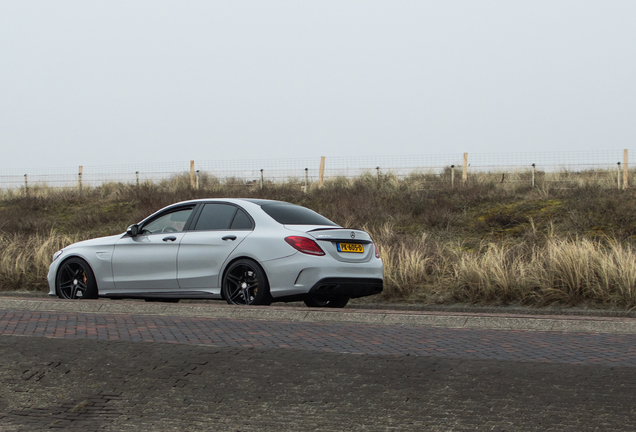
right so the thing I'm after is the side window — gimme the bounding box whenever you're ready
[141,208,194,234]
[194,204,238,230]
[230,208,254,230]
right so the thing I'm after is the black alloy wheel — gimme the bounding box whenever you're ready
[56,258,98,299]
[304,295,350,308]
[222,259,272,306]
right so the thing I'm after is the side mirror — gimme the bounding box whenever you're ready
[127,224,139,237]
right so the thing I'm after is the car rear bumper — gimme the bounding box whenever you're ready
[308,277,383,299]
[262,252,384,299]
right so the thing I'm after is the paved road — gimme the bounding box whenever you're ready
[2,309,636,366]
[1,301,636,431]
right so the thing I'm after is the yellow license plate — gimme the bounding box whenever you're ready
[338,242,364,253]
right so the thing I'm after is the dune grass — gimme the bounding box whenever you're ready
[0,231,81,291]
[2,170,636,307]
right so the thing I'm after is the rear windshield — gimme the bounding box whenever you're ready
[261,204,338,226]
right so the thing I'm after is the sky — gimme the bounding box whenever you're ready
[1,0,635,171]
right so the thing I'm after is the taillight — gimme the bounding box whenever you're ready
[284,236,325,256]
[374,243,380,259]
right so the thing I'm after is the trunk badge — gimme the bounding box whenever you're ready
[350,232,355,239]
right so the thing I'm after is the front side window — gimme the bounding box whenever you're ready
[141,208,194,234]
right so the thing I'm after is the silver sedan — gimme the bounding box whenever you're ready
[47,199,384,308]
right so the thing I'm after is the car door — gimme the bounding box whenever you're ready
[112,206,195,292]
[177,203,254,289]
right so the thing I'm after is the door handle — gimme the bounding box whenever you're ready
[162,236,177,242]
[222,235,237,241]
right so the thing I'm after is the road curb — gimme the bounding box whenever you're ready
[2,297,636,334]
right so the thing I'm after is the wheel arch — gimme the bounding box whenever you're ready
[219,256,269,301]
[55,255,99,296]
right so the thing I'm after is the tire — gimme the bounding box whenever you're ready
[222,259,272,306]
[304,295,349,308]
[56,258,98,300]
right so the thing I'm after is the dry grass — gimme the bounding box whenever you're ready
[2,169,636,308]
[368,223,438,299]
[368,235,636,307]
[0,231,83,290]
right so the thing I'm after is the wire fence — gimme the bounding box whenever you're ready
[0,150,632,190]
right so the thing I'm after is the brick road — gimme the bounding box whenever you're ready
[1,306,636,431]
[2,309,636,366]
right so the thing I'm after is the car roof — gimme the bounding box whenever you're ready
[174,198,295,207]
[241,199,296,206]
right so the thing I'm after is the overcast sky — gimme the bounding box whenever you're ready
[1,0,634,171]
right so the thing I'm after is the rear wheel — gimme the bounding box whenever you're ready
[222,259,272,306]
[56,258,98,299]
[304,296,349,308]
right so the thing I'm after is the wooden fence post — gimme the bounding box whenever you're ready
[319,156,326,187]
[450,165,455,188]
[260,169,264,190]
[190,160,195,189]
[462,153,468,184]
[532,163,536,188]
[196,170,200,190]
[303,168,309,193]
[623,149,629,190]
[24,174,28,196]
[136,171,140,187]
[78,166,83,193]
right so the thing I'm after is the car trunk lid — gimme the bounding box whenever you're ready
[284,225,374,263]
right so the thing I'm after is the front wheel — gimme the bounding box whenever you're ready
[222,259,272,306]
[56,258,98,299]
[304,296,349,308]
